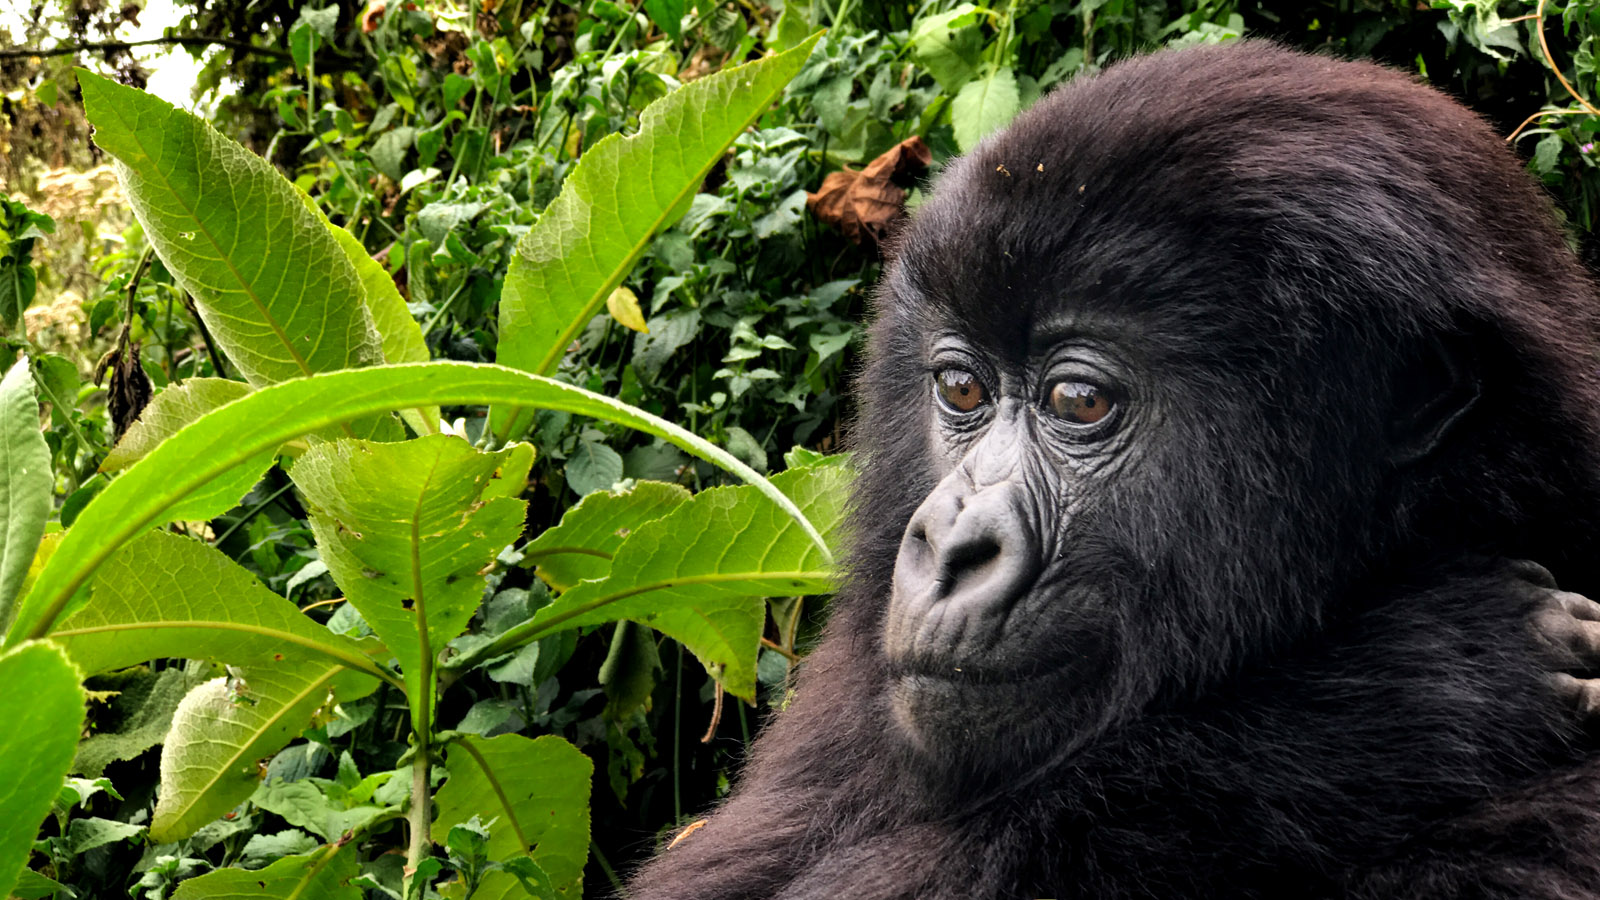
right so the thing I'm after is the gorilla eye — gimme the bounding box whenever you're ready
[1049,381,1113,426]
[936,369,986,413]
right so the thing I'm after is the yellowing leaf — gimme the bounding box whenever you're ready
[605,286,649,334]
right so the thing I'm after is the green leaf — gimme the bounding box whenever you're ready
[152,664,379,842]
[77,70,385,389]
[523,481,691,592]
[249,773,399,842]
[12,868,65,900]
[318,203,438,436]
[951,67,1020,152]
[33,353,80,430]
[0,359,50,631]
[101,378,273,522]
[103,378,253,472]
[433,734,591,895]
[289,6,340,70]
[768,4,812,53]
[11,362,830,645]
[643,0,686,41]
[0,641,86,900]
[51,529,389,682]
[172,846,360,900]
[66,816,144,853]
[470,463,850,698]
[494,35,822,430]
[440,868,556,900]
[294,435,527,728]
[908,4,985,92]
[564,437,623,497]
[0,264,36,331]
[74,665,211,777]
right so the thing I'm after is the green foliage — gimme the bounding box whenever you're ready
[0,198,55,333]
[0,642,86,898]
[0,359,51,632]
[14,0,1600,895]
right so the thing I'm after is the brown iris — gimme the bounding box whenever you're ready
[936,369,986,412]
[1049,381,1112,425]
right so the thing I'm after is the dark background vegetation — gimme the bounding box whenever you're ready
[2,0,1597,896]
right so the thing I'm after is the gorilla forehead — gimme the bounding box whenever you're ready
[889,42,1500,357]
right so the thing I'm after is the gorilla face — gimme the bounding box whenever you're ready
[882,328,1136,756]
[872,102,1487,771]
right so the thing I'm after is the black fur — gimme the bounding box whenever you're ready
[625,43,1600,899]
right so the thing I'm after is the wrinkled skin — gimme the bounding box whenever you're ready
[626,43,1600,899]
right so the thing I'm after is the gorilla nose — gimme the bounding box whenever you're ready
[888,481,1043,658]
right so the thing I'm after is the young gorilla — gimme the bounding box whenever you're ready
[627,44,1600,899]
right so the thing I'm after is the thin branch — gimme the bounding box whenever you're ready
[0,36,293,61]
[1534,0,1600,116]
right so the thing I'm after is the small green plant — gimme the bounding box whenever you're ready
[0,36,843,899]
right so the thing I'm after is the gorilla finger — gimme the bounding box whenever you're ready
[1550,673,1600,719]
[1508,559,1559,589]
[1532,605,1600,668]
[1556,589,1600,623]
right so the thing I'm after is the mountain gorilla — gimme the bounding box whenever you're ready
[627,43,1600,898]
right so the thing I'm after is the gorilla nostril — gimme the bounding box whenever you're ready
[945,535,1001,575]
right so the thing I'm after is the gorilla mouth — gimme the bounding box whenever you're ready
[887,653,1074,688]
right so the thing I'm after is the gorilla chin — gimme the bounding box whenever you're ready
[887,668,1110,770]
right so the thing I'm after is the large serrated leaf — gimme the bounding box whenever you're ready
[152,664,378,842]
[171,846,359,900]
[0,642,85,900]
[10,362,829,646]
[51,530,390,682]
[523,480,691,592]
[77,70,384,387]
[294,435,526,729]
[473,462,851,698]
[319,201,439,436]
[0,359,50,631]
[433,734,591,896]
[493,36,822,436]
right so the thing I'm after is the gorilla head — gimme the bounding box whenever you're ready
[629,42,1600,900]
[863,43,1600,776]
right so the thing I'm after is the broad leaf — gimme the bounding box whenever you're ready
[103,378,252,472]
[51,530,389,681]
[0,358,50,629]
[433,734,591,896]
[171,845,360,900]
[77,70,385,387]
[523,481,691,592]
[74,665,210,777]
[494,35,822,436]
[101,378,270,522]
[11,362,829,645]
[908,4,985,92]
[951,66,1020,151]
[0,642,86,900]
[152,664,378,842]
[295,435,526,728]
[320,204,439,436]
[471,462,851,698]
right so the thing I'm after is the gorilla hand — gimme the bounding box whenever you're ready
[1519,561,1600,719]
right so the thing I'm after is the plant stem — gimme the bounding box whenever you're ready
[404,740,432,895]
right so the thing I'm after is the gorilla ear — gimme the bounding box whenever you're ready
[1389,337,1480,465]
